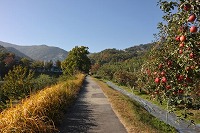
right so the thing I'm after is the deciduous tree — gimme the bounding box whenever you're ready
[61,46,91,75]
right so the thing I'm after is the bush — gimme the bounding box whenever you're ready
[2,66,34,100]
[33,74,57,91]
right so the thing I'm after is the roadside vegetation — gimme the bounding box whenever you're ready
[0,73,85,132]
[0,45,90,132]
[0,66,58,111]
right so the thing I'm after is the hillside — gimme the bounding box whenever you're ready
[6,47,32,60]
[0,45,8,53]
[89,43,154,65]
[0,45,21,61]
[0,41,68,61]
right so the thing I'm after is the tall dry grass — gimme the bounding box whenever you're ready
[0,74,85,133]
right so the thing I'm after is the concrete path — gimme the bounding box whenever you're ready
[59,76,127,133]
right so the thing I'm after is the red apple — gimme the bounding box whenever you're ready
[178,75,184,81]
[183,4,191,11]
[179,43,184,48]
[155,77,160,84]
[188,14,196,22]
[180,35,186,42]
[179,49,183,54]
[167,60,172,66]
[175,36,180,41]
[161,77,167,83]
[178,89,184,94]
[161,71,165,76]
[190,26,198,33]
[189,52,194,58]
[166,85,171,90]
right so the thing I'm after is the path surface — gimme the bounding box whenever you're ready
[107,81,200,133]
[59,76,127,133]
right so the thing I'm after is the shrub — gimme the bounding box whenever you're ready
[33,74,57,91]
[2,66,34,101]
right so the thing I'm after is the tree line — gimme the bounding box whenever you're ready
[0,45,91,111]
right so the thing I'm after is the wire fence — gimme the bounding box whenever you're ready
[106,81,200,133]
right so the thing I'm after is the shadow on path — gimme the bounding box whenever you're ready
[59,80,98,133]
[58,77,127,133]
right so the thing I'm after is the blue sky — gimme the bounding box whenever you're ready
[0,0,163,52]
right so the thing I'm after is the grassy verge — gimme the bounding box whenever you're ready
[110,81,200,124]
[0,74,85,133]
[94,78,177,133]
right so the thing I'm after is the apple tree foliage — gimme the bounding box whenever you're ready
[140,0,200,120]
[61,46,91,75]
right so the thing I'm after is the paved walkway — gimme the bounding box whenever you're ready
[59,76,127,133]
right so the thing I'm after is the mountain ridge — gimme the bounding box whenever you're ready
[89,43,154,65]
[0,41,68,61]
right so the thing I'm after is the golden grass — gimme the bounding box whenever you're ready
[0,74,85,133]
[93,78,177,133]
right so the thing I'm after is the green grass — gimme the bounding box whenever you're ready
[108,80,200,124]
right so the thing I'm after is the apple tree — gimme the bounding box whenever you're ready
[140,0,200,120]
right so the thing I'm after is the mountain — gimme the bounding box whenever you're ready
[6,47,32,60]
[0,45,8,53]
[0,41,68,61]
[0,45,21,64]
[89,43,154,65]
[124,43,154,53]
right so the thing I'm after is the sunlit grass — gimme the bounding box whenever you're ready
[0,74,85,133]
